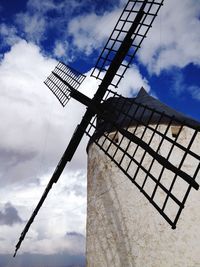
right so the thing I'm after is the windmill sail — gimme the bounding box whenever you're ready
[44,62,86,106]
[91,0,164,88]
[86,88,200,229]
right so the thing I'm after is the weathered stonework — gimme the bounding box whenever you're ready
[86,125,200,267]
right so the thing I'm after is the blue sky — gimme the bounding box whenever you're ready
[0,0,199,266]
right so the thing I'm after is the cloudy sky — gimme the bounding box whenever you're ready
[0,0,199,266]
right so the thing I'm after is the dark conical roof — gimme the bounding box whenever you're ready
[133,87,200,128]
[137,87,148,97]
[87,87,200,149]
[101,87,200,130]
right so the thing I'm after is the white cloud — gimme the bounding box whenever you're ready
[117,64,150,96]
[15,13,47,43]
[12,0,90,47]
[0,202,22,226]
[78,69,100,98]
[170,69,185,95]
[138,0,200,74]
[13,0,62,45]
[26,0,85,15]
[189,86,200,101]
[0,23,21,48]
[0,170,86,255]
[0,40,58,184]
[53,41,68,58]
[68,9,121,55]
[167,68,200,101]
[27,0,59,14]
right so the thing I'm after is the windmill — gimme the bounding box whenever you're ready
[14,0,200,258]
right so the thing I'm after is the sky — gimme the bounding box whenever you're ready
[0,0,199,266]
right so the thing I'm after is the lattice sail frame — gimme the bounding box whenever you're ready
[91,0,164,88]
[85,89,200,229]
[44,62,86,106]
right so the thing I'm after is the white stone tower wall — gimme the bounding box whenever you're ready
[86,124,200,267]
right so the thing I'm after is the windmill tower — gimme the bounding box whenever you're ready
[86,88,200,266]
[14,0,200,264]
